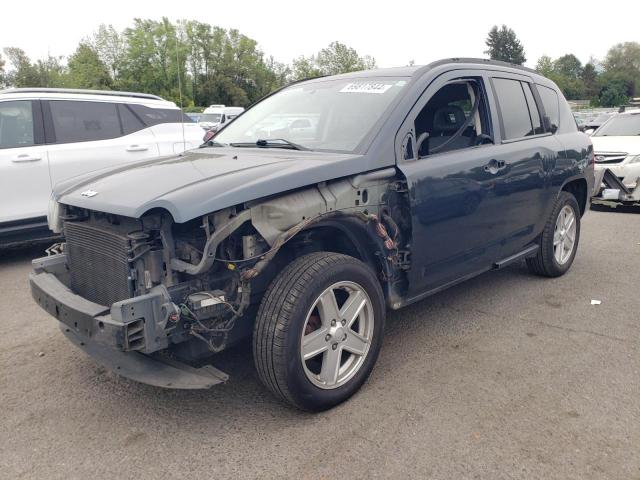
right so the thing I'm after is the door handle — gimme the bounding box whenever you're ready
[483,159,507,174]
[126,145,149,152]
[12,154,42,163]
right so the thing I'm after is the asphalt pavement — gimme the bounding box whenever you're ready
[0,208,638,480]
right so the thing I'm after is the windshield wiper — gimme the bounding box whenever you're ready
[230,138,311,151]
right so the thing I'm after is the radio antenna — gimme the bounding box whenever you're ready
[174,26,186,152]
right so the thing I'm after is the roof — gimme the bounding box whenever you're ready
[0,88,177,107]
[299,58,544,83]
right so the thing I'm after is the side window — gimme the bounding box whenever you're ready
[537,85,560,130]
[128,105,193,126]
[522,83,544,135]
[0,100,35,149]
[492,78,538,139]
[49,101,121,143]
[118,104,146,135]
[414,78,491,157]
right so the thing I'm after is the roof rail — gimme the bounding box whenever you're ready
[0,88,165,101]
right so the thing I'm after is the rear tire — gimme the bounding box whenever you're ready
[527,191,581,277]
[253,252,385,411]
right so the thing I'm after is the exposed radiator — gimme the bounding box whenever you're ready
[65,221,132,306]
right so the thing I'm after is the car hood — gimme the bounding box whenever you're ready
[54,147,381,223]
[591,135,640,155]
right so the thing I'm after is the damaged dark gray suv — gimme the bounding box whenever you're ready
[31,59,594,411]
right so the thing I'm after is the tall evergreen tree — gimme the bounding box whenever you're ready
[484,25,526,65]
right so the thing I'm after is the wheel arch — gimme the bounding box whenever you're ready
[255,216,397,305]
[560,177,588,216]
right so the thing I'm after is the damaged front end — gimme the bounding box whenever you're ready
[592,168,640,207]
[31,168,411,389]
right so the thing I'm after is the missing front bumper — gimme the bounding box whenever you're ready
[61,325,228,389]
[30,253,229,390]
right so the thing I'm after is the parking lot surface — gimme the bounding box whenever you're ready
[1,209,638,480]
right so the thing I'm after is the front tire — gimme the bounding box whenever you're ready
[253,252,385,411]
[527,191,581,277]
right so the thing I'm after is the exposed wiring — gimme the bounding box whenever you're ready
[208,211,340,265]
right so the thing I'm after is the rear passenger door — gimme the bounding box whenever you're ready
[44,100,159,188]
[487,73,562,257]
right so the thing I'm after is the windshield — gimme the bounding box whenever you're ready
[594,114,640,136]
[201,113,222,123]
[214,77,408,152]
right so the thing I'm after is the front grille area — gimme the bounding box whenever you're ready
[595,152,628,164]
[65,221,132,306]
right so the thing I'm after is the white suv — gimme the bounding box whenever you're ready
[591,109,640,188]
[0,88,205,246]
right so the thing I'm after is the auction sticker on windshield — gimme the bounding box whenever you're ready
[340,82,394,94]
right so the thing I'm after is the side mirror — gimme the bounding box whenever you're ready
[402,134,415,160]
[416,132,429,157]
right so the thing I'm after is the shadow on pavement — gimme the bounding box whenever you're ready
[590,203,640,214]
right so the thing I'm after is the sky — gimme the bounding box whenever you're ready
[1,0,637,69]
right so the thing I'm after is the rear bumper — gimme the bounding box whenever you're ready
[30,253,227,389]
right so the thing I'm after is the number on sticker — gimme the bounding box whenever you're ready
[340,83,393,94]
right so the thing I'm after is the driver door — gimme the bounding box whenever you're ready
[396,70,510,297]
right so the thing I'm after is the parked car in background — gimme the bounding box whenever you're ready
[591,109,640,188]
[198,105,244,132]
[33,59,593,411]
[583,112,615,135]
[0,88,204,247]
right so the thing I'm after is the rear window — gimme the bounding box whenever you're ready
[129,105,193,126]
[49,100,121,143]
[594,114,640,136]
[522,83,544,135]
[493,78,538,140]
[118,104,146,135]
[537,85,560,129]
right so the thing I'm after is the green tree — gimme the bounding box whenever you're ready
[484,25,526,65]
[93,24,126,83]
[602,42,640,97]
[535,55,554,76]
[180,21,288,107]
[291,55,323,80]
[291,41,376,80]
[536,53,590,100]
[581,62,599,98]
[3,47,39,87]
[596,79,629,107]
[67,42,112,89]
[554,54,583,79]
[316,41,376,75]
[0,52,5,88]
[34,54,68,87]
[118,18,191,104]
